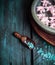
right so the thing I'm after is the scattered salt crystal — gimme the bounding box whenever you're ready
[37,48,55,61]
[27,42,34,49]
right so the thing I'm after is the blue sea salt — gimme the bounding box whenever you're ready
[53,62,55,65]
[37,48,43,54]
[37,48,55,61]
[27,42,34,49]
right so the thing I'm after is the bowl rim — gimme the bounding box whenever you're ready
[31,0,55,34]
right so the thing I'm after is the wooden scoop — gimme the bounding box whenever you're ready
[13,32,35,50]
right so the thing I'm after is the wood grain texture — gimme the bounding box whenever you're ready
[30,19,55,46]
[0,0,31,65]
[0,0,55,65]
[30,13,55,65]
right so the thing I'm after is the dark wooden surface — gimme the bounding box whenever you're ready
[30,18,55,46]
[0,0,55,65]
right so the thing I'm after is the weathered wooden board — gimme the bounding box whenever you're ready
[32,27,55,65]
[0,0,55,65]
[0,0,31,65]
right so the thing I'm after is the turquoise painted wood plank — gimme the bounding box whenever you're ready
[0,0,31,65]
[21,18,31,65]
[32,31,55,65]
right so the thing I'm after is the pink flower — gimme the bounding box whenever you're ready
[35,0,55,29]
[41,17,49,25]
[37,6,45,13]
[37,14,45,20]
[48,5,55,15]
[41,0,51,7]
[50,23,55,28]
[49,17,55,21]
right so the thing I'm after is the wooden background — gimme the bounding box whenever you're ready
[0,0,55,65]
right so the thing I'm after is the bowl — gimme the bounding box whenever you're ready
[31,0,55,34]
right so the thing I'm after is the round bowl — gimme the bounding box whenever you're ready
[31,0,55,34]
